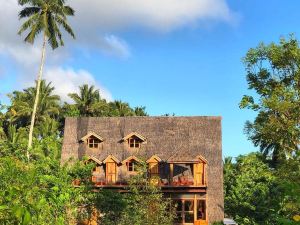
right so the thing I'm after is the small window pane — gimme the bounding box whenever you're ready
[174,200,182,211]
[184,212,194,223]
[197,200,206,220]
[128,162,136,171]
[184,200,194,212]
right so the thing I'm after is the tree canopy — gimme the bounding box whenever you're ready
[240,36,300,165]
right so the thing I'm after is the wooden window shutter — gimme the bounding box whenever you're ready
[106,162,116,184]
[194,163,205,186]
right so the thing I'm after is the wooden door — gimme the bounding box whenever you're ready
[194,163,204,186]
[194,200,207,225]
[106,162,116,184]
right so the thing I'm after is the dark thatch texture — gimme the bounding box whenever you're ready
[61,116,223,223]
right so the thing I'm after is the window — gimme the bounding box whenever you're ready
[128,137,142,148]
[88,136,101,149]
[174,200,195,223]
[93,165,101,173]
[173,199,206,224]
[127,160,137,172]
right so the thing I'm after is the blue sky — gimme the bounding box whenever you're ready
[1,0,300,157]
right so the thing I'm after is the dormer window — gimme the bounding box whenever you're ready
[80,132,104,149]
[88,136,101,149]
[127,160,137,172]
[122,156,141,172]
[122,132,146,149]
[128,137,142,148]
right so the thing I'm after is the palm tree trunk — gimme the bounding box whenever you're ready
[27,33,47,161]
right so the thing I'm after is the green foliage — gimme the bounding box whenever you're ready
[0,81,152,224]
[0,156,82,224]
[7,80,60,128]
[68,84,108,117]
[119,161,175,225]
[224,153,281,225]
[92,161,175,225]
[67,84,148,117]
[275,153,300,221]
[240,35,300,165]
[211,222,224,225]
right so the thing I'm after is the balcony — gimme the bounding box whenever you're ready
[89,161,206,190]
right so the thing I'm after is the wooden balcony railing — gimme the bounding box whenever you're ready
[86,176,206,187]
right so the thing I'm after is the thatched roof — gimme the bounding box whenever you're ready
[61,116,222,164]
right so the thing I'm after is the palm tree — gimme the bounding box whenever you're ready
[109,100,135,117]
[134,106,148,116]
[18,0,75,160]
[68,84,108,116]
[8,80,61,128]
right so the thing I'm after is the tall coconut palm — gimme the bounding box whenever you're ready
[18,0,75,160]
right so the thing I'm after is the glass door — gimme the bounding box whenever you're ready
[195,200,207,225]
[173,199,194,224]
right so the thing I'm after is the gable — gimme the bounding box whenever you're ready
[85,155,102,165]
[146,155,162,163]
[80,131,104,142]
[122,155,141,164]
[122,132,146,142]
[102,155,121,164]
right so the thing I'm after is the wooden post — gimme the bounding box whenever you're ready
[169,163,173,185]
[194,194,197,223]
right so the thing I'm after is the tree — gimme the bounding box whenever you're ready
[240,36,300,166]
[8,80,60,128]
[18,0,75,160]
[109,100,135,116]
[90,161,175,225]
[224,153,281,225]
[68,84,109,116]
[134,106,148,116]
[275,153,300,223]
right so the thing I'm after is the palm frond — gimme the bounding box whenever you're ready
[24,18,43,44]
[55,16,75,39]
[18,13,39,35]
[63,5,75,16]
[47,13,59,49]
[18,0,43,7]
[19,7,40,18]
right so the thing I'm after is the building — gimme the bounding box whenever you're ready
[61,116,224,225]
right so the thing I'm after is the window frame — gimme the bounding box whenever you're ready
[127,137,142,149]
[173,198,207,224]
[87,136,102,149]
[127,160,137,172]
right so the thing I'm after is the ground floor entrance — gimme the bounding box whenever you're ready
[169,193,207,225]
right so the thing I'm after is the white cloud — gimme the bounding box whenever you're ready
[71,0,234,32]
[0,0,235,97]
[102,35,130,58]
[44,67,113,102]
